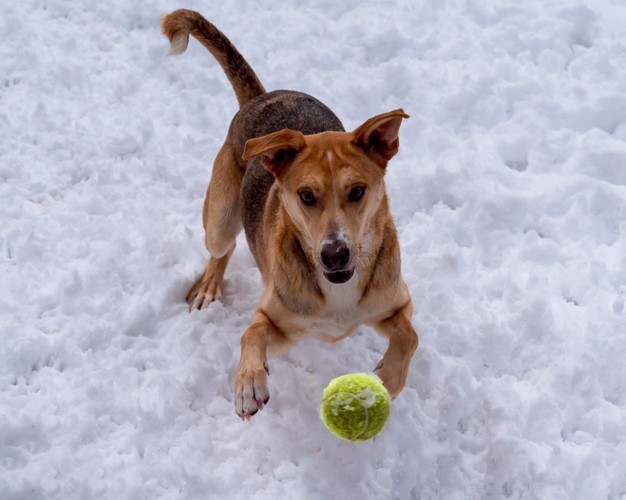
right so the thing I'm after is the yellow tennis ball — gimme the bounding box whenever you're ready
[320,373,390,442]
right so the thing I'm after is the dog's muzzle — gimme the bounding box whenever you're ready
[320,240,354,284]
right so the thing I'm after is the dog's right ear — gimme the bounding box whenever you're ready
[242,129,306,178]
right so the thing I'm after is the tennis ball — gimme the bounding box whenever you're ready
[320,373,390,442]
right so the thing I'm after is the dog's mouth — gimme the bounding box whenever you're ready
[323,268,355,284]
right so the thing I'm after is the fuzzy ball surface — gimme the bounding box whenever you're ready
[320,373,391,442]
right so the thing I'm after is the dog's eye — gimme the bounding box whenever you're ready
[348,185,366,202]
[299,190,316,206]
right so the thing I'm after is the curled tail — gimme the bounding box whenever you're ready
[161,9,265,108]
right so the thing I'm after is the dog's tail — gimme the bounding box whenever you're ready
[161,9,266,108]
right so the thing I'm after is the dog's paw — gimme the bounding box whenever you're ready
[373,359,405,399]
[186,274,223,311]
[234,362,270,420]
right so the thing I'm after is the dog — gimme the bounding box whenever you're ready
[162,9,418,420]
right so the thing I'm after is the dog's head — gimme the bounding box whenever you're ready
[242,109,408,285]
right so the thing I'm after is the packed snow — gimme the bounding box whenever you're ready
[1,0,625,498]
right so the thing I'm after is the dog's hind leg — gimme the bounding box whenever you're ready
[186,140,243,310]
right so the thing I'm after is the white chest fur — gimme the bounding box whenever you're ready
[318,270,362,312]
[296,271,371,343]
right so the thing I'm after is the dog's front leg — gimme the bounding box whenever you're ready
[234,311,277,420]
[372,302,419,399]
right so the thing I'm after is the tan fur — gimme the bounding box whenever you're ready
[162,9,418,419]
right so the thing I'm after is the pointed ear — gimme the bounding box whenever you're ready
[242,129,306,178]
[352,109,409,164]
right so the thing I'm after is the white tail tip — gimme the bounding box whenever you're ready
[167,34,189,56]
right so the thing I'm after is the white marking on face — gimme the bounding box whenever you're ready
[326,149,333,169]
[321,232,347,244]
[320,226,351,253]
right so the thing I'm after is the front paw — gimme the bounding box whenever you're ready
[234,361,270,420]
[186,273,223,311]
[374,359,406,399]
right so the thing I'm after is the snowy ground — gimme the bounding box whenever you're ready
[2,0,626,498]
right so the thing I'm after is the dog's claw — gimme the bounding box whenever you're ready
[235,363,270,419]
[199,294,218,310]
[186,290,219,312]
[186,262,226,311]
[185,292,197,312]
[374,360,384,372]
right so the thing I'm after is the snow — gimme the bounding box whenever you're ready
[1,0,625,498]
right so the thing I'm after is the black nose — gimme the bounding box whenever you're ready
[320,240,350,271]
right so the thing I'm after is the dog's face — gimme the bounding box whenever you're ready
[243,109,409,284]
[278,133,386,284]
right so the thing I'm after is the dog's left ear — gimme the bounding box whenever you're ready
[352,109,410,166]
[243,129,306,178]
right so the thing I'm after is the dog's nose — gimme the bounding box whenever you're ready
[320,240,350,271]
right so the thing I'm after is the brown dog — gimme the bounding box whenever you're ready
[162,9,418,419]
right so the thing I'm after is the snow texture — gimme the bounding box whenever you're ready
[1,0,625,498]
